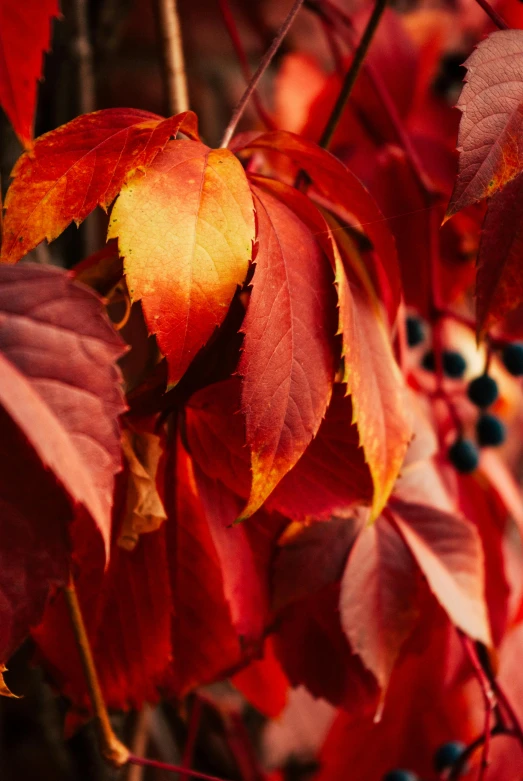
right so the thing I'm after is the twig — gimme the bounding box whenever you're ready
[220,0,305,148]
[71,0,98,256]
[217,0,276,130]
[63,574,130,767]
[128,755,235,781]
[318,0,387,151]
[181,697,203,781]
[126,705,153,781]
[472,0,508,29]
[154,0,189,115]
[461,636,496,780]
[491,678,523,744]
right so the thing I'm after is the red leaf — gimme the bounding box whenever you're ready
[272,515,363,612]
[475,171,523,332]
[274,584,379,713]
[239,185,336,517]
[33,504,173,712]
[193,467,268,650]
[316,607,478,781]
[446,30,523,216]
[232,638,289,718]
[186,380,372,521]
[110,140,255,384]
[233,130,401,317]
[164,435,242,696]
[0,263,126,555]
[266,387,373,520]
[0,406,70,665]
[0,0,59,147]
[340,515,420,692]
[390,500,492,645]
[1,109,198,263]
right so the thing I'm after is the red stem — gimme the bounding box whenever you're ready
[491,678,523,744]
[128,755,234,781]
[461,636,496,780]
[181,697,203,781]
[220,0,305,147]
[217,0,277,130]
[473,0,508,29]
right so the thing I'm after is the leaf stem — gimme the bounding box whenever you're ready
[63,574,129,767]
[154,0,189,115]
[128,755,234,781]
[217,0,276,130]
[461,635,496,780]
[473,0,508,30]
[219,0,305,148]
[318,0,388,151]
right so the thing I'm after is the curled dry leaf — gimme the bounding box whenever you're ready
[118,424,167,551]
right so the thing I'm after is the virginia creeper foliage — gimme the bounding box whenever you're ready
[4,1,523,780]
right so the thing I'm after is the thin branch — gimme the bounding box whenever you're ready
[217,0,276,130]
[461,636,496,780]
[181,697,203,781]
[154,0,189,115]
[128,755,235,781]
[63,575,130,767]
[220,0,306,148]
[126,705,153,781]
[318,0,387,151]
[70,0,98,256]
[472,0,508,29]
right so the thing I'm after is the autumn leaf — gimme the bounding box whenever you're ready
[164,435,242,696]
[33,490,173,712]
[1,109,198,263]
[109,140,255,384]
[474,171,523,333]
[0,263,126,555]
[334,232,411,519]
[238,185,337,518]
[390,500,492,646]
[273,515,364,612]
[0,263,125,689]
[186,379,372,520]
[446,30,523,217]
[233,130,401,317]
[339,516,420,693]
[0,0,59,147]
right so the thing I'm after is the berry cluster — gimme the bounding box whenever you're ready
[407,315,523,474]
[382,740,465,780]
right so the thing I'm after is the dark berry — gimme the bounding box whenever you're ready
[448,438,479,473]
[421,350,436,371]
[502,343,523,376]
[442,350,467,378]
[477,413,506,447]
[383,771,419,781]
[467,374,499,408]
[434,741,466,773]
[406,315,425,347]
[421,349,466,378]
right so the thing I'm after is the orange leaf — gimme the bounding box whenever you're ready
[109,140,255,384]
[334,234,411,519]
[1,109,198,263]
